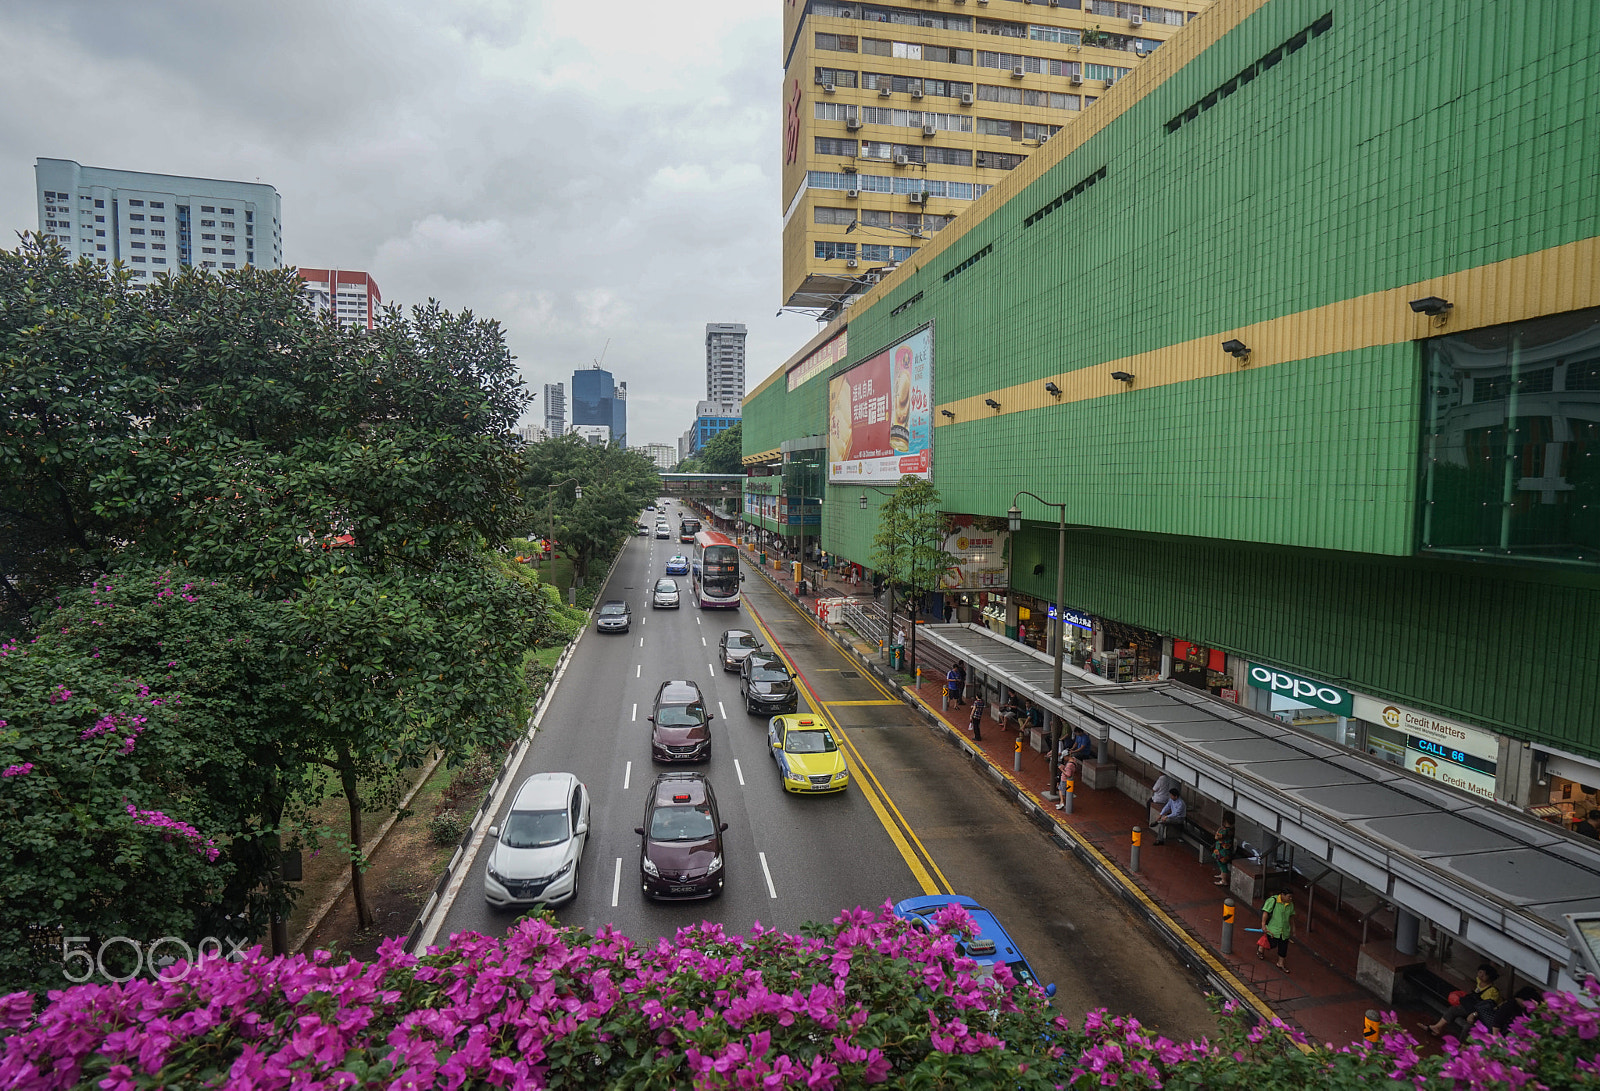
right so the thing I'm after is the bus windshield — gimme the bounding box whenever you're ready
[702,545,738,597]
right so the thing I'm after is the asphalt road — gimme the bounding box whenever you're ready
[432,519,1218,1041]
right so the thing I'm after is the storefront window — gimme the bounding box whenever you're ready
[1421,305,1600,564]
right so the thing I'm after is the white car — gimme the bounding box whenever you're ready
[485,772,590,909]
[653,578,681,608]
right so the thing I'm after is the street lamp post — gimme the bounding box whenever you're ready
[547,479,583,589]
[1008,492,1067,799]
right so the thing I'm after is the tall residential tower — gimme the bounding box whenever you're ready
[543,382,567,437]
[780,1,1207,314]
[705,322,748,403]
[34,158,282,282]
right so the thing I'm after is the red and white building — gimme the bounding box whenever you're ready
[297,268,381,330]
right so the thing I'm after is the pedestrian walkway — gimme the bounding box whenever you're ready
[737,539,1441,1051]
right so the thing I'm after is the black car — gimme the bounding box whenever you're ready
[718,628,763,671]
[741,651,799,714]
[634,772,727,900]
[649,679,713,763]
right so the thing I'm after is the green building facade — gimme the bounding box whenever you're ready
[745,0,1600,810]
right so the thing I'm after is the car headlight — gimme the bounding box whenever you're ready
[486,866,502,883]
[833,771,849,781]
[642,857,659,878]
[708,854,723,873]
[552,860,574,880]
[787,769,809,783]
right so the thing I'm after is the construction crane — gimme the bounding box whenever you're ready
[592,338,610,369]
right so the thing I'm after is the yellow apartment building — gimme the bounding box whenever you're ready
[781,0,1210,316]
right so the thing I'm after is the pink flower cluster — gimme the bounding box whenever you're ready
[124,804,220,863]
[0,906,1596,1091]
[1,764,33,778]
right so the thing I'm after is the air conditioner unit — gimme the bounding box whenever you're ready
[922,123,937,136]
[1011,65,1026,78]
[879,85,892,96]
[910,88,924,98]
[894,153,911,165]
[846,116,863,130]
[960,91,975,105]
[823,82,836,93]
[909,192,926,204]
[846,259,859,268]
[1070,73,1085,85]
[1130,14,1144,25]
[846,188,861,198]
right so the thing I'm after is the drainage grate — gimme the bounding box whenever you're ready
[840,671,860,678]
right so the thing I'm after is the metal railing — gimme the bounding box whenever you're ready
[839,600,889,646]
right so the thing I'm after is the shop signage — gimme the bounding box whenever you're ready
[1047,605,1094,631]
[1247,663,1353,717]
[1408,752,1497,801]
[1351,696,1499,764]
[786,330,849,391]
[937,522,1008,589]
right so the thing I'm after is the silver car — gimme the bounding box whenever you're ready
[485,772,590,909]
[596,599,631,633]
[653,578,680,608]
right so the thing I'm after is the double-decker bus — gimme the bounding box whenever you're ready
[678,516,702,544]
[691,529,740,609]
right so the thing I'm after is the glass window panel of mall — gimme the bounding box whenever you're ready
[1421,305,1600,564]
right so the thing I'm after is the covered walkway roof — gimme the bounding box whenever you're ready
[920,623,1596,990]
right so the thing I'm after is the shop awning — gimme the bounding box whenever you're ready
[917,623,1597,991]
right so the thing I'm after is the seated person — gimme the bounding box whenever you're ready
[1422,964,1501,1038]
[997,697,1024,730]
[1155,787,1186,844]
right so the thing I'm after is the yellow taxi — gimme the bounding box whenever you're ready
[766,715,849,794]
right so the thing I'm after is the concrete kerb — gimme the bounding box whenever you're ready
[404,544,628,954]
[743,546,1282,1031]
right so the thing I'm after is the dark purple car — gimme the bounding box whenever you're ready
[635,772,727,900]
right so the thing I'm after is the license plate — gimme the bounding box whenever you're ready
[670,885,697,895]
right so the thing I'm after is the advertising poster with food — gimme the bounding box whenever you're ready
[827,327,933,484]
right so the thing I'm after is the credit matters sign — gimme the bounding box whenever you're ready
[1247,663,1353,717]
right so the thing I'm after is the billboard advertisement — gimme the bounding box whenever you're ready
[827,327,933,484]
[938,523,1009,589]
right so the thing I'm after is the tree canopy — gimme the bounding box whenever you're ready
[871,476,957,664]
[1,903,1594,1090]
[696,422,744,475]
[0,239,555,977]
[518,435,659,582]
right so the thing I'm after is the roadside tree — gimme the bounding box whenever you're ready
[870,476,957,668]
[520,436,659,584]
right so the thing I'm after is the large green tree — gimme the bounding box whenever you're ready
[0,238,552,950]
[519,435,659,583]
[696,422,744,475]
[870,476,957,670]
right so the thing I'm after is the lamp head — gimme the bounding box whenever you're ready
[1007,505,1022,532]
[845,220,858,234]
[1409,295,1452,317]
[1110,371,1136,384]
[940,408,956,420]
[859,493,868,509]
[1044,381,1063,397]
[984,398,1002,410]
[1221,339,1250,359]
[574,485,583,499]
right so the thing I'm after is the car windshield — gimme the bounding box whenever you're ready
[649,804,717,841]
[500,809,568,849]
[656,580,677,592]
[657,703,705,727]
[600,603,626,615]
[751,664,790,682]
[727,633,758,650]
[786,729,836,754]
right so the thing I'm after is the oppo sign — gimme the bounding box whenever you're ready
[1246,663,1353,716]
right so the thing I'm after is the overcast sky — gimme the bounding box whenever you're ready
[0,0,814,448]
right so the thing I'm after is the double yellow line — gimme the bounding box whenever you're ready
[742,599,951,897]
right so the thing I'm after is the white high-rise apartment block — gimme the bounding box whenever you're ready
[636,443,676,470]
[34,158,282,283]
[543,382,566,437]
[705,323,747,404]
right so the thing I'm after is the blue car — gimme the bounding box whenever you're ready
[892,895,1057,998]
[665,554,690,576]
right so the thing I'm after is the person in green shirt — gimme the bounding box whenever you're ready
[1258,889,1296,973]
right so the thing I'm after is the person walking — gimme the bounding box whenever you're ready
[1258,889,1296,973]
[1211,812,1237,886]
[945,664,964,708]
[968,693,987,742]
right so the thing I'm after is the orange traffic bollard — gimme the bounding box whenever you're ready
[1363,1010,1381,1045]
[1221,897,1236,954]
[1130,827,1143,873]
